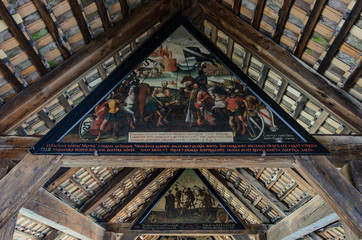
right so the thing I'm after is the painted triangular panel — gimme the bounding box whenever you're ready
[132,169,246,230]
[31,13,329,155]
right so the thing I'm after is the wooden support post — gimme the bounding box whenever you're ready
[33,0,72,58]
[242,51,251,73]
[0,60,25,92]
[68,0,92,43]
[211,25,218,43]
[0,154,62,229]
[294,156,362,237]
[80,168,136,214]
[267,195,339,240]
[252,0,266,29]
[21,188,105,240]
[38,109,56,128]
[294,0,327,58]
[0,1,48,74]
[95,0,112,30]
[0,0,173,134]
[197,0,362,133]
[272,0,293,42]
[317,1,362,74]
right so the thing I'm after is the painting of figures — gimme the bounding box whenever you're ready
[61,26,300,145]
[132,169,242,230]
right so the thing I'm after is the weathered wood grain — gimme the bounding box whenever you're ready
[198,0,362,133]
[267,195,339,240]
[21,188,105,240]
[294,156,362,237]
[0,154,62,229]
[0,0,173,134]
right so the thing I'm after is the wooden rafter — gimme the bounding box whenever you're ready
[0,154,62,229]
[68,0,92,44]
[294,0,327,58]
[272,0,293,42]
[32,0,72,59]
[44,167,81,192]
[0,60,24,92]
[20,188,105,240]
[233,0,241,15]
[43,229,60,240]
[0,0,174,134]
[95,0,112,30]
[317,1,362,74]
[198,0,362,133]
[235,169,288,216]
[252,0,266,29]
[267,195,339,240]
[294,156,362,237]
[208,169,269,223]
[342,60,362,91]
[0,214,17,240]
[120,0,129,18]
[0,1,48,74]
[104,168,165,222]
[80,168,136,215]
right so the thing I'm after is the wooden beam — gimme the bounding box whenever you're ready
[80,168,136,214]
[257,64,269,88]
[208,169,269,223]
[33,0,72,59]
[43,229,61,240]
[274,79,288,104]
[104,231,117,240]
[317,1,362,74]
[233,236,251,240]
[0,214,17,240]
[44,167,81,192]
[0,1,48,74]
[0,160,17,240]
[0,60,24,92]
[282,168,316,196]
[294,156,362,237]
[120,0,129,18]
[342,60,362,91]
[198,0,362,133]
[236,169,288,216]
[349,161,362,193]
[267,195,338,240]
[294,0,327,58]
[68,0,92,43]
[291,95,308,119]
[0,0,174,134]
[272,0,293,42]
[63,155,295,168]
[0,154,62,229]
[252,0,266,29]
[233,0,241,15]
[95,0,112,30]
[20,188,105,240]
[102,222,266,235]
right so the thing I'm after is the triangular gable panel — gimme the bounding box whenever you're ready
[132,169,246,230]
[31,12,329,155]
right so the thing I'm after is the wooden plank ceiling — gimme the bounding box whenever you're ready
[0,0,361,239]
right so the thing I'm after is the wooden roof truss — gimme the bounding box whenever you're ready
[0,0,361,239]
